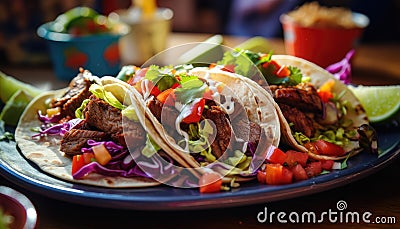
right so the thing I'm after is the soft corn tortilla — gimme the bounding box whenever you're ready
[270,55,369,160]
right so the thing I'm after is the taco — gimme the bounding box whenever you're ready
[217,50,373,161]
[117,64,281,181]
[15,70,194,188]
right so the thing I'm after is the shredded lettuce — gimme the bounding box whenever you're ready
[121,105,139,121]
[187,121,216,162]
[89,84,125,110]
[75,99,89,119]
[294,132,310,145]
[223,150,251,170]
[141,135,161,158]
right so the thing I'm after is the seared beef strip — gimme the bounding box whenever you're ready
[60,129,108,155]
[202,106,232,158]
[270,83,323,114]
[147,97,180,130]
[50,72,93,119]
[279,103,315,137]
[83,95,146,148]
[232,119,262,145]
[248,122,262,145]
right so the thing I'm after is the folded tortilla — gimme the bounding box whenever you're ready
[15,75,200,188]
[270,55,369,160]
[130,67,281,181]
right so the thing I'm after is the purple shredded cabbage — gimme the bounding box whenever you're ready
[32,118,82,138]
[37,110,62,124]
[81,139,124,155]
[73,139,179,180]
[248,143,271,175]
[325,49,355,84]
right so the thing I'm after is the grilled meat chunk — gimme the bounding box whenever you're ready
[279,103,315,138]
[60,129,108,155]
[147,97,179,130]
[50,71,93,119]
[203,106,232,158]
[270,83,323,114]
[83,96,146,148]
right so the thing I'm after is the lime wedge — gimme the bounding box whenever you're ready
[349,85,400,123]
[0,90,33,126]
[0,72,41,103]
[234,36,271,53]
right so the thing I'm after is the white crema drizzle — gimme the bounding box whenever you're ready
[141,79,151,99]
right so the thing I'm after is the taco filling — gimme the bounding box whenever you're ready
[216,49,376,160]
[119,65,277,178]
[21,69,183,187]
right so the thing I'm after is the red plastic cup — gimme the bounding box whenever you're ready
[280,12,369,68]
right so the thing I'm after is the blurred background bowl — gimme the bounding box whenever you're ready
[0,186,37,229]
[280,12,369,68]
[114,7,173,66]
[37,19,129,81]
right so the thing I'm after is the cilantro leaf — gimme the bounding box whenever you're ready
[287,66,303,86]
[218,49,260,77]
[145,65,178,92]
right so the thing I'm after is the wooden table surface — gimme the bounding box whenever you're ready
[1,33,399,228]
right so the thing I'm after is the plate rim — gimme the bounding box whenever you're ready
[1,131,399,211]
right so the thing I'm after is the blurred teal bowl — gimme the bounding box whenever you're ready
[37,22,129,81]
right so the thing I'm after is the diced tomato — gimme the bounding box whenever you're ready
[266,146,287,165]
[262,60,281,75]
[150,85,161,97]
[284,150,308,167]
[92,144,112,166]
[83,152,95,164]
[257,170,267,184]
[71,155,85,175]
[281,167,293,184]
[182,98,205,124]
[156,88,175,104]
[305,161,322,178]
[221,64,235,73]
[311,140,346,157]
[171,83,181,89]
[276,65,291,78]
[265,164,293,185]
[321,160,335,170]
[199,172,222,193]
[290,164,308,181]
[317,90,333,103]
[317,79,335,102]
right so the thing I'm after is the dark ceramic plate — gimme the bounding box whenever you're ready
[0,123,399,211]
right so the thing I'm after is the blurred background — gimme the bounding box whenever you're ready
[0,0,399,66]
